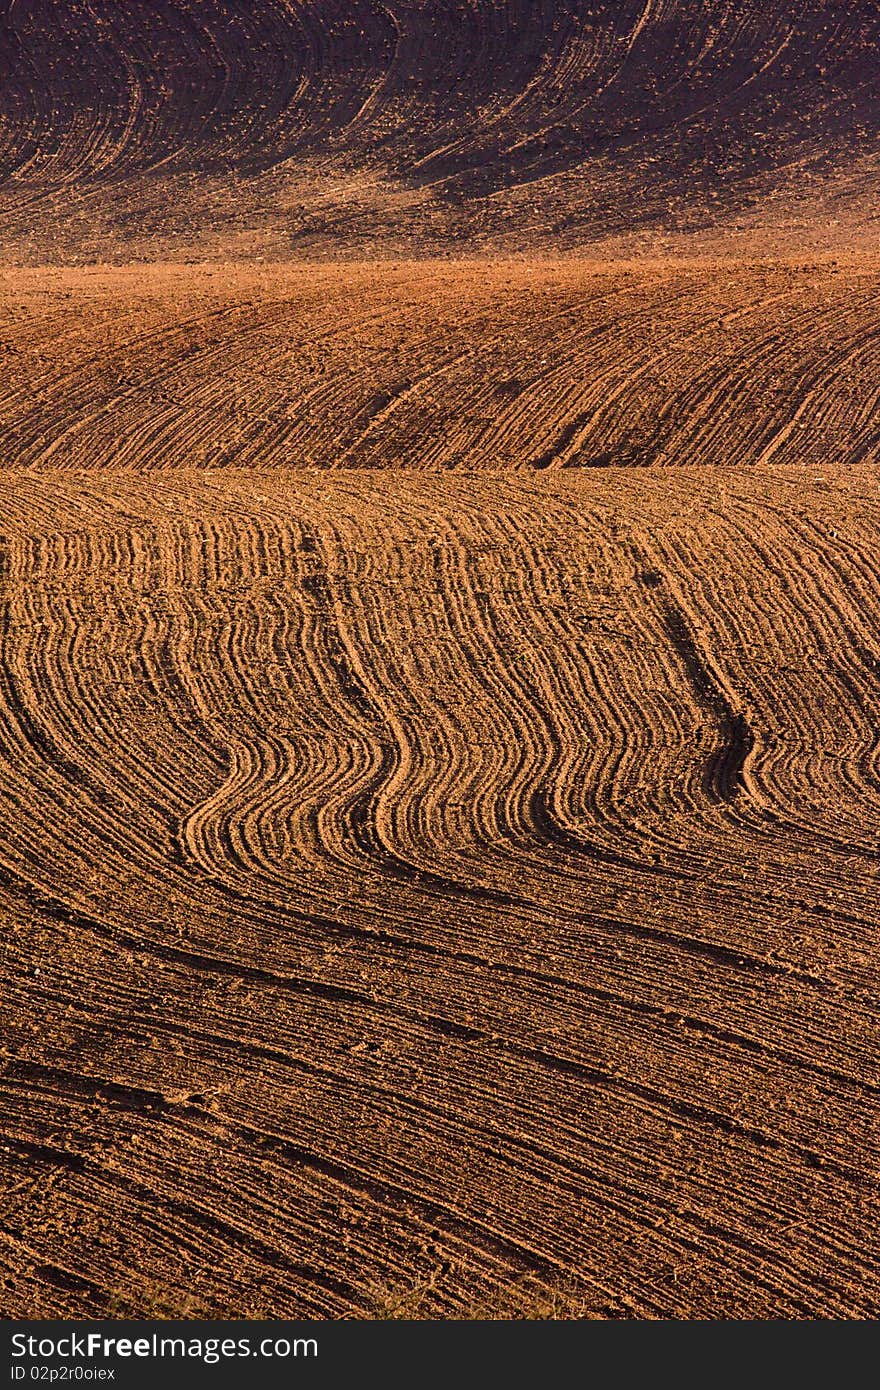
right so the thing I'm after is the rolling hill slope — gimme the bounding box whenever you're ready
[0,0,877,259]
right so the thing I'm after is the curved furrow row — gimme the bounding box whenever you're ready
[2,898,878,1320]
[646,490,880,858]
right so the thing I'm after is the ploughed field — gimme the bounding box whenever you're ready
[1,260,879,472]
[0,0,877,260]
[1,0,879,1321]
[2,459,880,1318]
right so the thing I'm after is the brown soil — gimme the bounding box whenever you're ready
[0,1,878,1321]
[0,1,877,262]
[1,259,878,472]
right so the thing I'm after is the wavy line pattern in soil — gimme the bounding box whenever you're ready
[1,467,878,1318]
[1,0,878,1326]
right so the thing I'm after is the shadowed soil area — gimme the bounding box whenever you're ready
[0,0,877,261]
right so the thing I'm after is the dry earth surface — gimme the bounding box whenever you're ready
[0,0,878,1320]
